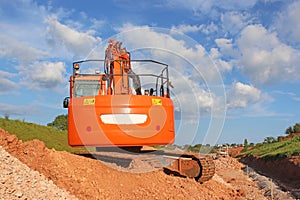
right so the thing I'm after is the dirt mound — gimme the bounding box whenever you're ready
[0,128,268,199]
[215,156,245,170]
[228,147,244,157]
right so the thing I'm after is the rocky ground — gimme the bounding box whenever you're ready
[0,128,296,199]
[0,145,77,200]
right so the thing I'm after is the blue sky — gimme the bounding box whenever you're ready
[1,0,300,145]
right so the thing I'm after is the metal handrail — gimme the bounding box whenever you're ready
[72,59,170,97]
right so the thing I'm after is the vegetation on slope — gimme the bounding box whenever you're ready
[239,134,300,159]
[0,118,80,152]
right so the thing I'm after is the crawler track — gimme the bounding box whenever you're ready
[197,156,215,183]
[74,149,215,183]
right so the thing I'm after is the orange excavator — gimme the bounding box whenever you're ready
[63,39,215,183]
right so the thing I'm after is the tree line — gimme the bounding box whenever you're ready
[47,114,68,131]
[285,122,300,135]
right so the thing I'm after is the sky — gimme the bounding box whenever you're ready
[1,0,300,146]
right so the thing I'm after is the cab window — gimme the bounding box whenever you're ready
[74,80,100,97]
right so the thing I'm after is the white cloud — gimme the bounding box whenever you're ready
[293,97,300,102]
[165,0,258,14]
[0,35,46,63]
[171,24,201,34]
[209,48,233,72]
[200,22,218,35]
[171,22,218,35]
[221,11,250,35]
[0,70,16,79]
[0,70,18,94]
[276,0,300,44]
[0,78,17,93]
[271,90,296,97]
[90,18,106,30]
[237,24,300,86]
[215,38,238,58]
[0,103,40,116]
[172,76,215,114]
[232,102,279,118]
[18,61,66,91]
[45,16,102,58]
[271,90,300,102]
[227,82,264,108]
[0,1,47,34]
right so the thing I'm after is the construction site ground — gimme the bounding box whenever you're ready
[0,128,297,200]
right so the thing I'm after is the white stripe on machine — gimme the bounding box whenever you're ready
[100,114,147,124]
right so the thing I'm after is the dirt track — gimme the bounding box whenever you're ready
[0,128,293,199]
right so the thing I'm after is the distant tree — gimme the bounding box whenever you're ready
[47,114,68,131]
[264,136,276,144]
[243,139,248,147]
[277,136,284,142]
[294,123,300,133]
[222,143,230,147]
[193,144,202,149]
[285,126,293,135]
[243,138,248,151]
[4,113,9,120]
[285,123,300,135]
[182,144,191,151]
[230,143,237,147]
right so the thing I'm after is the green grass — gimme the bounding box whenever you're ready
[239,135,300,159]
[0,118,82,152]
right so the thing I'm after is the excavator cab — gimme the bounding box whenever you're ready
[64,40,175,147]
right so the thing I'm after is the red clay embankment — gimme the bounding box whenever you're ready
[241,155,300,198]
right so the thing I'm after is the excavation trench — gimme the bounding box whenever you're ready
[241,156,300,199]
